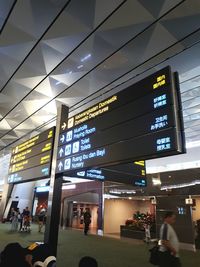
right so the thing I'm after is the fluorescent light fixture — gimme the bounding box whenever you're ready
[77,65,83,69]
[152,178,161,185]
[109,189,136,195]
[81,54,91,62]
[36,186,50,193]
[62,184,76,190]
[161,180,200,190]
[147,160,200,173]
[55,81,62,85]
[103,194,119,199]
[186,140,200,148]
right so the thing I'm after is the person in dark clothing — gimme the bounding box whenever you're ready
[83,208,91,235]
[79,256,98,267]
[0,243,32,267]
[37,209,46,233]
[159,211,181,267]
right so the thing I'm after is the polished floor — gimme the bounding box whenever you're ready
[0,223,199,267]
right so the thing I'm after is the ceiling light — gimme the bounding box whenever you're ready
[152,178,161,185]
[77,65,83,69]
[81,54,91,62]
[161,180,200,190]
[186,140,200,148]
[62,184,76,190]
[55,81,62,85]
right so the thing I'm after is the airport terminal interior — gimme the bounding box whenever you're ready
[1,0,200,266]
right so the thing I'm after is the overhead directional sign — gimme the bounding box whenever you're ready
[8,127,55,183]
[73,161,147,187]
[56,66,185,174]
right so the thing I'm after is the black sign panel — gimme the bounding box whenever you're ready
[68,161,146,186]
[10,139,53,164]
[11,128,54,155]
[7,164,50,184]
[8,151,51,174]
[56,66,185,174]
[8,127,55,183]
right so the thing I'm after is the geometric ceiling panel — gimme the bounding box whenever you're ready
[0,119,12,130]
[0,0,15,30]
[0,0,69,90]
[1,0,200,153]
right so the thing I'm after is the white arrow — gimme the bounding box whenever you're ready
[61,122,67,130]
[58,161,63,171]
[60,134,65,143]
[59,148,64,157]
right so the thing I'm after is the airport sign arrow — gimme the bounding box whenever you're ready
[61,122,67,130]
[59,148,64,157]
[58,161,63,171]
[60,134,65,143]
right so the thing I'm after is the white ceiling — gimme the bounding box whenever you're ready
[1,0,200,157]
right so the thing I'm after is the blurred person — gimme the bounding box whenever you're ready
[83,208,91,235]
[10,208,18,231]
[37,208,46,233]
[79,256,98,267]
[21,207,31,232]
[0,243,32,267]
[159,211,181,267]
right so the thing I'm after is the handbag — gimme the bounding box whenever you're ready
[149,245,160,265]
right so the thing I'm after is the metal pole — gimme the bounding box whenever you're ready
[44,105,69,255]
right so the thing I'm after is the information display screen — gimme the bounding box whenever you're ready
[70,161,146,187]
[8,127,55,183]
[56,66,185,174]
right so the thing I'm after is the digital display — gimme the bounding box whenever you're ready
[56,66,185,174]
[11,128,54,155]
[7,164,50,183]
[8,127,55,183]
[66,161,146,187]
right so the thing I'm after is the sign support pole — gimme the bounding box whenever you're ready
[44,105,69,255]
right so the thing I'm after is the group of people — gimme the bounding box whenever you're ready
[9,206,47,233]
[10,207,31,232]
[0,242,98,267]
[7,207,181,266]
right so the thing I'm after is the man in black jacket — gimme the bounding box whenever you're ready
[83,208,91,235]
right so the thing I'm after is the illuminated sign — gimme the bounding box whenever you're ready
[8,127,55,184]
[56,66,185,174]
[68,161,146,186]
[10,139,53,164]
[11,128,54,155]
[7,164,50,183]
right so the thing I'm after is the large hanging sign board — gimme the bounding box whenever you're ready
[8,127,55,183]
[56,66,185,174]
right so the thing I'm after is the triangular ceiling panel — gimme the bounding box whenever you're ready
[42,34,88,55]
[138,0,165,18]
[99,0,154,31]
[0,42,35,62]
[22,98,50,116]
[14,75,46,89]
[0,119,12,130]
[0,21,36,46]
[40,42,66,74]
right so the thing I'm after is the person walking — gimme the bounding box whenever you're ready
[159,211,181,267]
[37,208,46,233]
[83,208,91,235]
[10,208,18,231]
